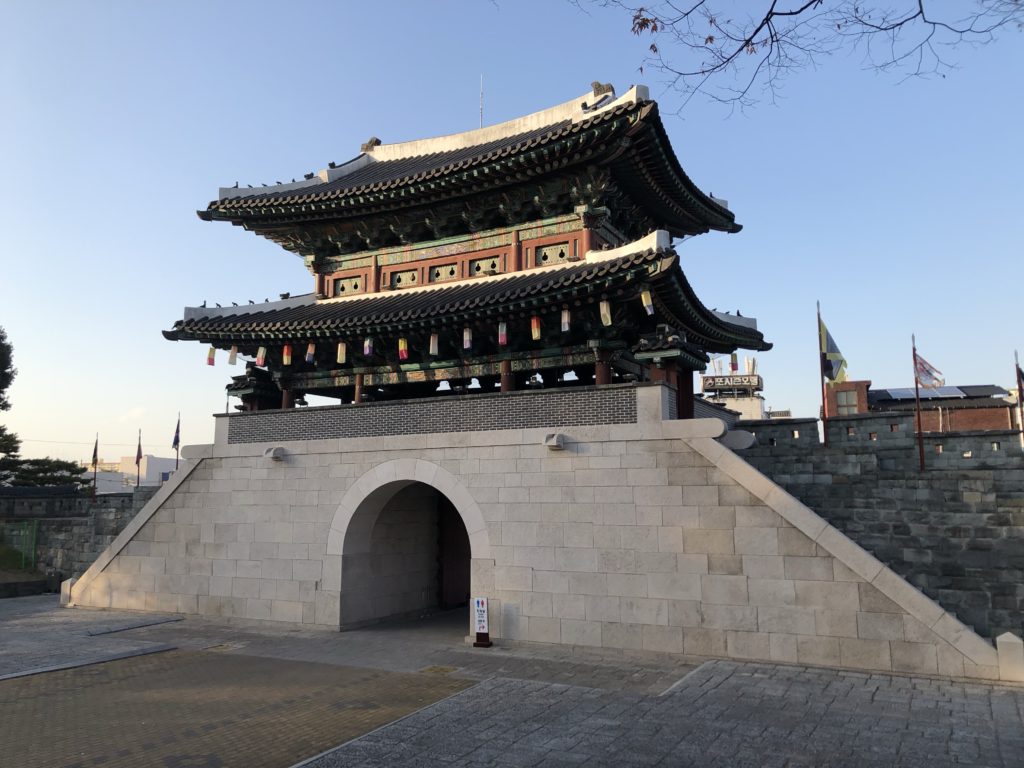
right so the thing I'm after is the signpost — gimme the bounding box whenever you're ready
[472,597,492,647]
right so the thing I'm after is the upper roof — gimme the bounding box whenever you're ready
[198,84,741,240]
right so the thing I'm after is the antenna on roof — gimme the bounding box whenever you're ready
[479,74,484,129]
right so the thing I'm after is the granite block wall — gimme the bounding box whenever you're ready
[741,414,1024,639]
[69,386,1019,681]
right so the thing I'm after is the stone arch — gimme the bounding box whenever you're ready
[326,459,491,628]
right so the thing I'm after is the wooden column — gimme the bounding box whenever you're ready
[677,368,695,420]
[353,373,364,404]
[500,359,515,392]
[281,388,294,409]
[594,350,612,386]
[510,230,521,272]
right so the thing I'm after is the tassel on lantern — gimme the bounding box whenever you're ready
[336,341,347,364]
[463,327,472,350]
[429,333,439,356]
[305,343,316,364]
[599,300,612,327]
[561,308,570,333]
[498,322,507,347]
[640,288,654,316]
[398,337,409,361]
[206,347,216,366]
[256,346,267,366]
[531,316,541,341]
[363,337,374,356]
[282,344,292,365]
[228,346,238,365]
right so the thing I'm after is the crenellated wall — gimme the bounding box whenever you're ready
[740,414,1024,640]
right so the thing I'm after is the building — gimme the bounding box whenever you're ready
[826,380,1017,432]
[67,85,1023,682]
[79,455,179,493]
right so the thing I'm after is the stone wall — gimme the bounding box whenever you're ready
[69,386,1023,682]
[0,487,158,580]
[740,413,1024,640]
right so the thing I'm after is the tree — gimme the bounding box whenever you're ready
[0,325,89,492]
[580,1,1023,108]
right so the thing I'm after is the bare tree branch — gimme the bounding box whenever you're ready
[574,1,1023,109]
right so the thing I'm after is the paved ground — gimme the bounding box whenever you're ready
[2,595,1023,767]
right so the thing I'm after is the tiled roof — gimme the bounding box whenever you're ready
[164,248,769,353]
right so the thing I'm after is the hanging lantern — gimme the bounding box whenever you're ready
[531,316,541,341]
[429,333,439,356]
[398,337,409,361]
[305,343,316,364]
[463,326,472,350]
[206,347,216,366]
[561,308,570,333]
[640,288,654,316]
[228,346,238,365]
[363,337,374,356]
[256,346,267,366]
[336,341,347,364]
[599,300,612,327]
[282,344,292,365]
[497,322,508,347]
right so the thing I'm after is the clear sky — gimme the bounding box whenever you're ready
[1,2,1021,462]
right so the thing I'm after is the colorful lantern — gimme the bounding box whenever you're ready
[206,347,216,366]
[429,333,439,356]
[561,308,570,333]
[336,341,347,364]
[282,344,292,365]
[640,288,654,316]
[463,327,472,350]
[398,337,409,361]
[228,346,238,365]
[305,343,316,364]
[599,300,612,327]
[363,337,374,356]
[497,322,507,346]
[256,346,267,366]
[531,316,541,341]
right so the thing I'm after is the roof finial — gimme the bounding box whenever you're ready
[360,137,382,153]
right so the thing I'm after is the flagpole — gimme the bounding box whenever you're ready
[912,335,925,472]
[817,301,830,447]
[92,432,98,499]
[136,429,141,488]
[1016,350,1023,449]
[175,412,180,471]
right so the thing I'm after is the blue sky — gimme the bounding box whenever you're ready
[1,2,1021,461]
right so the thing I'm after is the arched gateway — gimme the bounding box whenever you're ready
[327,459,491,629]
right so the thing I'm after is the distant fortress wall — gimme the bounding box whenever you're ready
[740,413,1024,640]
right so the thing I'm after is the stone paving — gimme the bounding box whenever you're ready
[2,596,1023,767]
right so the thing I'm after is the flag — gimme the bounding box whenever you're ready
[561,308,570,333]
[530,316,541,341]
[818,317,848,383]
[135,431,142,467]
[914,351,944,389]
[730,352,738,373]
[463,327,472,350]
[497,322,507,346]
[336,342,347,364]
[91,435,98,469]
[206,347,216,366]
[282,344,292,365]
[172,416,180,451]
[363,337,373,356]
[599,300,612,327]
[305,343,316,364]
[256,346,267,366]
[228,346,238,365]
[398,338,409,361]
[429,333,439,356]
